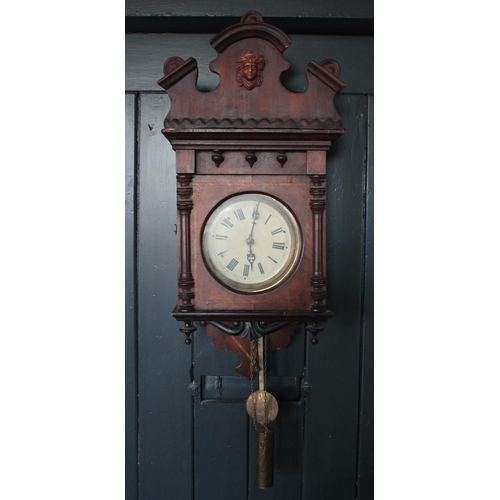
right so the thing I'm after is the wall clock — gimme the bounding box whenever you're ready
[157,10,346,488]
[202,192,302,294]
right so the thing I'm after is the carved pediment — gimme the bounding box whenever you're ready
[157,11,346,134]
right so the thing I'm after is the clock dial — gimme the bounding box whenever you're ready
[202,193,302,293]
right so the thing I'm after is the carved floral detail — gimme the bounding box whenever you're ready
[236,51,265,91]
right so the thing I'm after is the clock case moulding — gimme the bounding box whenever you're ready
[158,11,346,370]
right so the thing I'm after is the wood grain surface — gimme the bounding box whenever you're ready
[357,95,374,500]
[125,0,373,19]
[136,94,193,499]
[302,94,368,498]
[190,174,313,311]
[125,93,137,500]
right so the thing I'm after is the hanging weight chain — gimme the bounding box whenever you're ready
[246,336,277,489]
[249,339,259,430]
[256,335,273,489]
[263,334,268,429]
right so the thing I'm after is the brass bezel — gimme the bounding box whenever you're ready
[202,192,302,294]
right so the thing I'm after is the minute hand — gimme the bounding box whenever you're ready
[246,203,259,271]
[245,203,260,246]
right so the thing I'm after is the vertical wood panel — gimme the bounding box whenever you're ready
[193,327,248,499]
[302,94,367,499]
[125,93,138,500]
[194,402,248,500]
[267,324,306,378]
[125,0,374,18]
[137,93,193,500]
[357,95,374,500]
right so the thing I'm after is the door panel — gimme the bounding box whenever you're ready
[194,402,248,500]
[125,0,374,18]
[248,401,304,499]
[357,95,374,500]
[126,27,373,500]
[302,94,367,499]
[137,93,193,499]
[125,93,138,500]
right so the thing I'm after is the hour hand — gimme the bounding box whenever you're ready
[247,251,255,271]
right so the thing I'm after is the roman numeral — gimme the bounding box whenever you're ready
[272,243,285,250]
[268,256,278,264]
[258,263,264,274]
[226,258,239,271]
[271,227,285,235]
[234,208,245,221]
[215,235,227,240]
[221,218,234,229]
[264,214,272,225]
[243,264,249,277]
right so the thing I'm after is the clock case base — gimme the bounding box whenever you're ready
[172,306,333,345]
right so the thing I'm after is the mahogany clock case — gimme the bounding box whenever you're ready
[191,172,318,311]
[159,12,344,326]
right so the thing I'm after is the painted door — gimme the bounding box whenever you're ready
[126,4,373,499]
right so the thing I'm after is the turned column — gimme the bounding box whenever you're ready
[309,174,327,313]
[176,173,195,312]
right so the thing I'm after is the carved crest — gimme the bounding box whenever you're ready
[236,50,265,90]
[157,11,346,134]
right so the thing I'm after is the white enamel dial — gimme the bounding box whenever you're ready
[202,193,302,293]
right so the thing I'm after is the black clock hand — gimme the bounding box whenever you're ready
[246,203,260,245]
[246,203,260,270]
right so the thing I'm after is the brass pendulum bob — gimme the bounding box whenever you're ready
[246,336,278,489]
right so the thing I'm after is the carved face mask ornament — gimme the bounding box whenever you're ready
[236,51,265,90]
